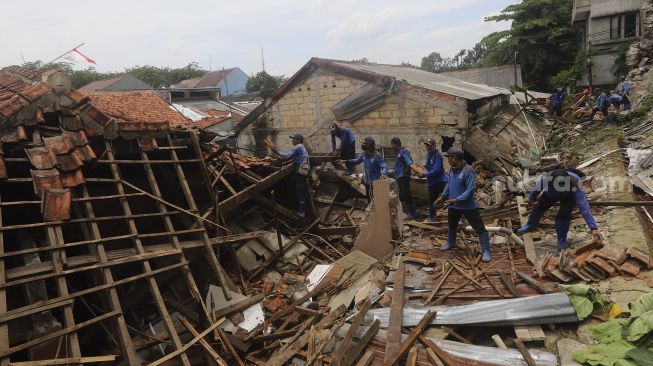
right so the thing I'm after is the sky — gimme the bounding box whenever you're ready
[0,0,518,77]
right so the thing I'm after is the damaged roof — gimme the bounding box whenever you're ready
[235,57,507,133]
[89,90,189,126]
[173,68,235,88]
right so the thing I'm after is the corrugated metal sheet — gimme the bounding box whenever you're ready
[332,61,507,100]
[365,293,578,327]
[429,339,557,366]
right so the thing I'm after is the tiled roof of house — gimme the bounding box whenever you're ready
[78,76,123,94]
[88,90,189,126]
[171,77,202,88]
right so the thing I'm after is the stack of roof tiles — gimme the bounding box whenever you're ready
[544,241,652,282]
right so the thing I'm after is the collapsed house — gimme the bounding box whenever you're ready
[235,58,509,162]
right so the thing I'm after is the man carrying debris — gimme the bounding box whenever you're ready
[609,90,623,112]
[517,169,602,250]
[435,147,492,262]
[337,136,388,201]
[330,123,356,165]
[271,134,310,217]
[420,138,448,222]
[588,90,611,124]
[390,137,416,220]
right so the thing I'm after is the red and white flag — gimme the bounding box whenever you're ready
[64,48,96,65]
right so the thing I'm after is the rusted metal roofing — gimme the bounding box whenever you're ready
[89,91,188,126]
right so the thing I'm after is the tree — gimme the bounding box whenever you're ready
[481,0,578,90]
[246,71,283,99]
[420,52,456,73]
[124,62,206,88]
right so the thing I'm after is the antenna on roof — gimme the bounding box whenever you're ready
[261,47,265,72]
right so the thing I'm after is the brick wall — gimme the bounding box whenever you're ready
[237,68,470,163]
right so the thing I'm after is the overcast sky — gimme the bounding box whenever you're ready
[1,0,517,77]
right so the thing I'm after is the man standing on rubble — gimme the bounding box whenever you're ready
[390,137,416,220]
[337,136,388,201]
[549,88,565,117]
[420,139,448,223]
[330,123,356,173]
[434,148,492,262]
[588,90,611,124]
[517,168,602,250]
[271,134,310,217]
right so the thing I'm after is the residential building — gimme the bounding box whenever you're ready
[235,58,508,163]
[440,65,522,89]
[87,90,189,127]
[173,67,249,96]
[573,0,643,86]
[78,74,153,94]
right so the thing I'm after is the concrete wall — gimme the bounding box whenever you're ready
[219,68,249,96]
[237,69,472,164]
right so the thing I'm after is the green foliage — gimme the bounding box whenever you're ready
[621,92,653,126]
[551,49,589,88]
[570,294,595,321]
[21,60,206,89]
[572,340,635,366]
[560,283,592,296]
[632,293,653,317]
[628,310,653,345]
[625,348,653,366]
[588,319,632,344]
[477,0,577,89]
[420,52,457,73]
[124,62,206,88]
[246,71,284,99]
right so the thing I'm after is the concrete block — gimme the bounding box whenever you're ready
[556,338,585,366]
[388,117,400,126]
[392,110,402,118]
[367,111,379,119]
[380,110,392,118]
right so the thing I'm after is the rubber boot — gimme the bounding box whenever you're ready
[555,218,571,250]
[406,200,417,220]
[480,232,491,262]
[517,209,544,234]
[442,227,456,250]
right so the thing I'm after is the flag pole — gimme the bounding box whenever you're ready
[39,42,86,70]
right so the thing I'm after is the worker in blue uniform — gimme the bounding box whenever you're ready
[549,88,565,117]
[420,139,448,222]
[330,123,356,162]
[272,134,310,217]
[517,169,603,250]
[588,90,611,124]
[337,136,388,202]
[434,147,491,262]
[390,137,416,220]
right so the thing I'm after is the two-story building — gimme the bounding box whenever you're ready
[573,0,643,86]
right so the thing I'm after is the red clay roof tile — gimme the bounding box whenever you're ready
[89,91,188,126]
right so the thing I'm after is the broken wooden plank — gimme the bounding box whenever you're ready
[218,328,245,366]
[405,347,418,366]
[331,299,372,366]
[514,325,546,342]
[513,338,538,366]
[516,271,549,294]
[219,163,296,213]
[353,351,374,366]
[8,356,117,366]
[385,261,405,364]
[498,270,522,298]
[418,336,456,366]
[516,196,536,264]
[178,316,228,366]
[146,317,225,366]
[340,320,380,366]
[384,310,435,366]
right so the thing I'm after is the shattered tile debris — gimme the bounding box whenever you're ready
[0,60,652,366]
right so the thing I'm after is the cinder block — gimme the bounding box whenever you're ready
[367,111,380,119]
[380,110,392,118]
[388,117,400,126]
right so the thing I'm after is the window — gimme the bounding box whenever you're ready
[170,91,185,100]
[189,91,210,98]
[610,12,640,40]
[624,12,638,38]
[610,15,621,40]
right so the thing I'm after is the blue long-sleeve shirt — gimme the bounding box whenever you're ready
[424,152,448,186]
[331,127,356,151]
[550,92,564,106]
[596,93,608,109]
[346,152,388,185]
[528,171,598,230]
[441,163,477,210]
[277,143,309,170]
[393,147,413,179]
[609,94,622,106]
[620,81,631,96]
